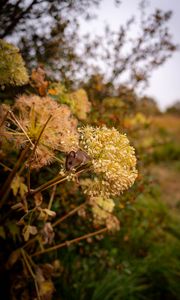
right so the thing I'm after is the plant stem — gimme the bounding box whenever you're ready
[0,161,12,171]
[30,174,68,195]
[23,203,85,249]
[48,184,57,210]
[30,166,90,196]
[21,249,41,300]
[9,110,34,147]
[28,114,52,167]
[31,227,108,257]
[52,203,85,227]
[27,167,31,193]
[0,144,30,208]
[0,110,9,128]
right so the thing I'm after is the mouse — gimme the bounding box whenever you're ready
[65,149,90,171]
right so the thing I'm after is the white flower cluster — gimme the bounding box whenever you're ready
[79,126,138,196]
[79,126,138,230]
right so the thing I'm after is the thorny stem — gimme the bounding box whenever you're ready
[21,249,41,300]
[53,203,85,227]
[31,228,108,257]
[0,143,30,208]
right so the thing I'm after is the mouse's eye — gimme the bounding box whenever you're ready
[68,161,72,165]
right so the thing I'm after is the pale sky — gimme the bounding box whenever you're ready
[79,0,180,111]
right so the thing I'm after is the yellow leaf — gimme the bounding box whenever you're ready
[11,175,28,198]
[19,181,28,198]
[23,225,30,241]
[39,281,54,297]
[22,225,37,241]
[11,175,21,196]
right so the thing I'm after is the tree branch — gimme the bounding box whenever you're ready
[1,0,38,38]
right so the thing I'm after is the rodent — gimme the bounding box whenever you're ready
[65,149,90,171]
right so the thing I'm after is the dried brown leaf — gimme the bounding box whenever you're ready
[31,66,49,96]
[22,225,37,241]
[41,222,55,245]
[34,192,43,207]
[6,249,21,269]
[11,175,28,198]
[43,209,56,218]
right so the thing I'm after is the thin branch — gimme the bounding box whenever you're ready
[1,0,38,38]
[21,249,41,300]
[48,184,57,210]
[0,161,12,172]
[53,203,85,227]
[30,165,91,195]
[0,110,9,128]
[21,249,35,278]
[0,143,30,208]
[9,110,34,147]
[26,114,52,193]
[23,202,85,249]
[27,168,31,193]
[31,227,108,257]
[30,114,52,162]
[23,235,38,249]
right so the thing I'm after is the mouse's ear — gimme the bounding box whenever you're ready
[68,151,76,158]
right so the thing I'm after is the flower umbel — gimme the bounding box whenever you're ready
[69,89,91,120]
[0,39,29,87]
[48,83,91,120]
[9,95,79,168]
[79,125,138,196]
[79,125,138,230]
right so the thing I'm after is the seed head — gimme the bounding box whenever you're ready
[10,95,79,168]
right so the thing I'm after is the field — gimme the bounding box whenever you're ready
[150,115,180,214]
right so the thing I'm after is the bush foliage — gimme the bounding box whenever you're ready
[0,20,179,300]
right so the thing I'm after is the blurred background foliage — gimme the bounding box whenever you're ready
[0,1,180,300]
